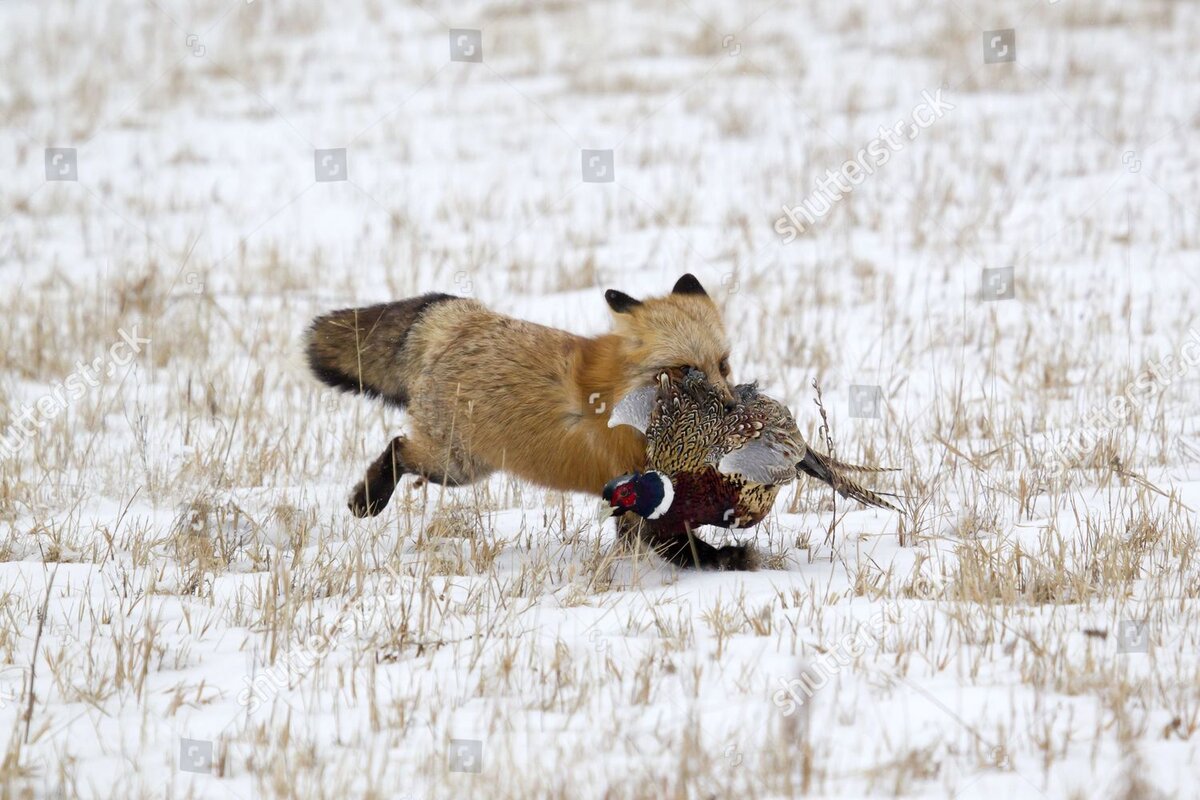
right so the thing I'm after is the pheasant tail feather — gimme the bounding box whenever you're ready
[797,448,901,511]
[821,454,900,474]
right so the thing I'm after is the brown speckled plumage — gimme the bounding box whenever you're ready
[610,369,898,570]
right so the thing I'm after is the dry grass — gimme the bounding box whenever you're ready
[2,0,1200,797]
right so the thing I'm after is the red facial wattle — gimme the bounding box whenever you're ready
[613,484,637,508]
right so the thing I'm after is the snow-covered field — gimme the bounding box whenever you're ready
[3,0,1200,797]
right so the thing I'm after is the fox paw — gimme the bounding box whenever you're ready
[704,544,761,571]
[654,537,761,571]
[348,481,391,518]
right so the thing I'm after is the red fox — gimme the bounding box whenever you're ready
[305,275,736,523]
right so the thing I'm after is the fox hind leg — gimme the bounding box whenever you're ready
[618,517,759,571]
[655,529,760,571]
[348,434,490,517]
[350,436,410,517]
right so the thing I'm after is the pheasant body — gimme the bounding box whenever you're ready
[605,369,898,569]
[646,467,775,532]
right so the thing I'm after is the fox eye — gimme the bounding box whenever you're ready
[718,358,731,377]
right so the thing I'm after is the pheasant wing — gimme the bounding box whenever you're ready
[607,385,656,433]
[607,372,720,472]
[644,370,725,474]
[710,385,806,485]
[717,439,802,484]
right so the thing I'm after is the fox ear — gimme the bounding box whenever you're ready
[672,273,707,297]
[605,289,643,314]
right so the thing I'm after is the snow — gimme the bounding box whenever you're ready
[3,0,1200,797]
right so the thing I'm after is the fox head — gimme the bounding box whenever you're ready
[605,274,736,407]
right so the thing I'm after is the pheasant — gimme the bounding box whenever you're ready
[603,368,899,570]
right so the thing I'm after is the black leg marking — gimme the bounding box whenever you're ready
[349,437,406,518]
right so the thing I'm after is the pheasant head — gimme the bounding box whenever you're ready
[601,471,674,520]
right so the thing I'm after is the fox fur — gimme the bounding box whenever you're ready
[305,275,735,518]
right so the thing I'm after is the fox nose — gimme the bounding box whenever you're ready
[717,384,737,410]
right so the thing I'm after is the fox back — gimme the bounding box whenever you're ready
[305,275,734,496]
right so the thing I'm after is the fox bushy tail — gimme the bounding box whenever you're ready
[305,293,454,408]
